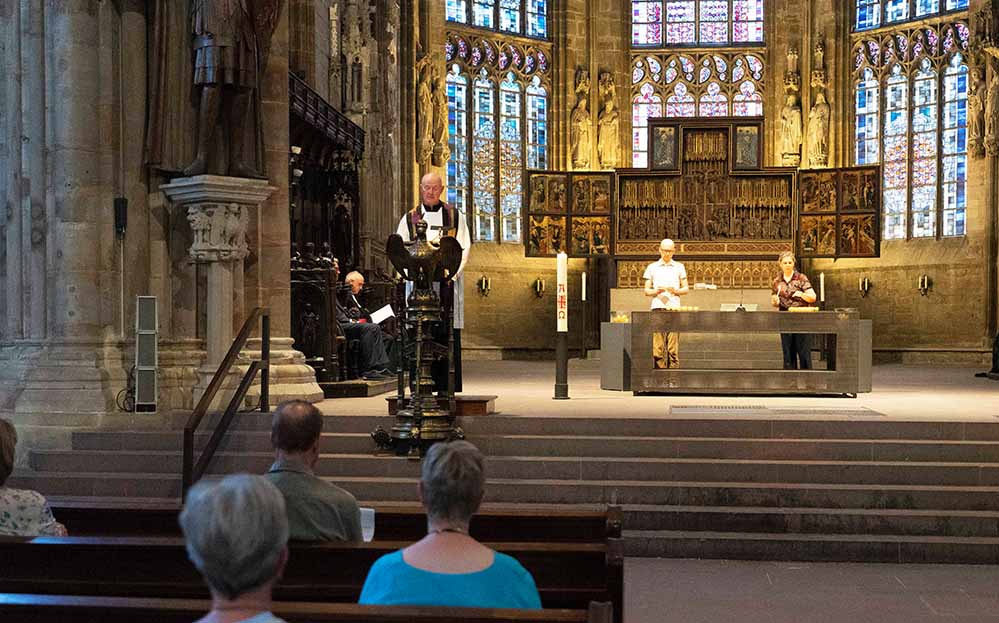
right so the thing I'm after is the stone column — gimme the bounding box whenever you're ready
[160,175,274,407]
[249,5,324,403]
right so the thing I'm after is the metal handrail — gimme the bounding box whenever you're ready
[182,308,271,496]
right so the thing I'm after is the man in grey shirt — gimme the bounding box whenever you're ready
[265,400,362,542]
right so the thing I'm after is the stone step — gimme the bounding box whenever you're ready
[29,450,999,487]
[621,504,999,537]
[13,474,999,512]
[68,430,999,463]
[622,529,999,564]
[120,412,999,442]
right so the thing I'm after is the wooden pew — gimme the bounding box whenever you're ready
[0,594,614,623]
[50,499,623,543]
[0,537,624,622]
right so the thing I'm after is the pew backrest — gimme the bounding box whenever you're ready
[0,593,613,623]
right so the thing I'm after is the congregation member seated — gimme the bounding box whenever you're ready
[0,418,67,537]
[180,474,289,623]
[359,440,542,609]
[265,400,362,542]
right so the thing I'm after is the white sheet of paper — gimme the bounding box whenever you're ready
[370,304,395,324]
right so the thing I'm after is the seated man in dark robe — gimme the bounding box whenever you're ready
[338,271,392,380]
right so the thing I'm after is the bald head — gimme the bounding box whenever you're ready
[420,172,444,207]
[659,239,676,261]
[271,400,323,453]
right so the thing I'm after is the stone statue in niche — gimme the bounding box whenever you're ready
[416,56,434,169]
[987,71,999,156]
[807,92,830,167]
[432,64,451,167]
[780,92,803,167]
[183,0,285,178]
[807,42,829,168]
[597,73,619,169]
[969,65,987,158]
[571,69,592,169]
[781,47,802,167]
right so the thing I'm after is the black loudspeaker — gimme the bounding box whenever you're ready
[135,296,158,413]
[114,197,128,238]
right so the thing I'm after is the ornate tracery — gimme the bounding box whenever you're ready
[631,51,765,167]
[852,21,970,239]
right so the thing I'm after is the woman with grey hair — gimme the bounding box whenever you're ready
[359,440,541,609]
[0,418,67,536]
[179,474,290,623]
[771,250,818,369]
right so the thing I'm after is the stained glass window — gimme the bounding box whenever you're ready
[447,0,468,23]
[631,51,764,156]
[447,67,470,218]
[450,0,548,38]
[472,72,497,242]
[445,35,550,243]
[942,54,967,236]
[633,0,764,46]
[633,83,663,168]
[527,0,547,37]
[526,77,548,170]
[856,0,967,31]
[853,21,969,239]
[634,1,665,45]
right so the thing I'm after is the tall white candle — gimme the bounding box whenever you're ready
[581,271,587,302]
[556,253,568,332]
[819,272,825,303]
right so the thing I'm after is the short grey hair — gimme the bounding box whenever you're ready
[345,271,364,284]
[179,474,289,600]
[778,250,796,264]
[420,440,486,525]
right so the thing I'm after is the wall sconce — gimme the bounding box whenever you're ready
[477,275,492,297]
[918,274,931,296]
[858,277,871,298]
[533,277,546,298]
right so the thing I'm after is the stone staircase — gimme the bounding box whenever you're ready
[12,409,999,563]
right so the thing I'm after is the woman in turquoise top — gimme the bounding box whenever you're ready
[359,441,542,609]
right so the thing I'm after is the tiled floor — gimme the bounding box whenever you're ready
[626,558,999,622]
[319,359,999,421]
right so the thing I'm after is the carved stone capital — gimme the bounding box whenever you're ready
[159,175,276,263]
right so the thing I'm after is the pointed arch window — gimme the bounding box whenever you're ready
[632,83,663,167]
[852,22,969,239]
[444,36,551,243]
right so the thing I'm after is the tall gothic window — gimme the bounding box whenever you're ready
[445,34,551,242]
[448,0,548,38]
[631,52,764,166]
[855,0,969,31]
[852,22,969,239]
[632,0,764,47]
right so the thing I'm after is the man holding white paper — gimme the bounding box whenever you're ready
[643,239,689,368]
[339,271,392,380]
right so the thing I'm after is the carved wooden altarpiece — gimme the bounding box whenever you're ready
[524,171,614,258]
[616,117,795,262]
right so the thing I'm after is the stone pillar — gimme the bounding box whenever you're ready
[160,175,274,407]
[250,4,324,403]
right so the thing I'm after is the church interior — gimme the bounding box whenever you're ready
[3,0,999,621]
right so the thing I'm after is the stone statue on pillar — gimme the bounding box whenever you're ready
[969,64,987,159]
[807,42,830,168]
[571,69,593,170]
[597,72,619,170]
[182,0,285,178]
[987,70,999,157]
[416,56,434,169]
[432,64,451,167]
[780,47,802,168]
